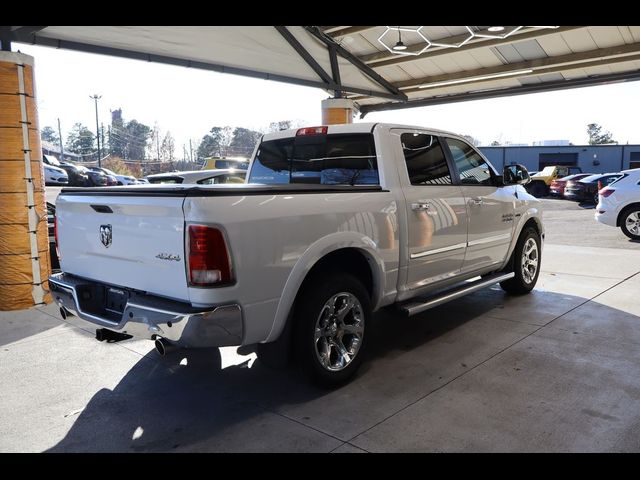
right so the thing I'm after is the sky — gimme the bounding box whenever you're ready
[14,43,640,153]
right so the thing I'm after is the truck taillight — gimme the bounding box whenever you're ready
[600,189,615,198]
[187,225,233,287]
[296,126,327,136]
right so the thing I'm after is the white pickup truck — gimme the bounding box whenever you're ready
[49,123,543,386]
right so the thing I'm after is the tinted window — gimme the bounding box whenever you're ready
[401,133,451,185]
[580,174,609,184]
[147,176,183,184]
[248,134,378,185]
[198,173,246,185]
[445,138,494,186]
[215,160,249,170]
[602,175,621,186]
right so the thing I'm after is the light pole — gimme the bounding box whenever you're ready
[90,94,102,167]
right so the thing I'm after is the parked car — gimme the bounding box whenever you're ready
[58,162,89,187]
[595,168,640,240]
[201,156,249,171]
[44,164,69,186]
[549,173,593,198]
[47,202,60,271]
[88,167,138,185]
[565,173,622,204]
[526,165,583,197]
[49,123,542,386]
[43,154,63,167]
[87,167,119,186]
[81,167,109,186]
[145,168,246,185]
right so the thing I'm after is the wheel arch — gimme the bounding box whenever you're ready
[501,209,543,271]
[264,232,385,343]
[617,202,640,227]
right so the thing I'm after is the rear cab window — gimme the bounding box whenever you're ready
[248,133,379,185]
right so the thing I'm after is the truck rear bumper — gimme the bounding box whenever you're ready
[48,272,243,347]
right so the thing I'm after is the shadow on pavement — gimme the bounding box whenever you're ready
[45,286,640,452]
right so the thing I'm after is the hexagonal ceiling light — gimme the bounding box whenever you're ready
[377,26,432,56]
[379,26,561,56]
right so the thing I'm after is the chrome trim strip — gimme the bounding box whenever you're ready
[410,242,467,259]
[467,233,511,247]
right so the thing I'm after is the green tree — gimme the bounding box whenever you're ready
[108,109,151,160]
[229,127,262,156]
[65,123,95,155]
[587,123,616,145]
[197,126,233,159]
[124,119,151,161]
[40,126,59,144]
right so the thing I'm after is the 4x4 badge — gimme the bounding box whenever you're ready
[100,224,112,248]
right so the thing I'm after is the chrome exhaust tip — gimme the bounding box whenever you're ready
[155,337,177,356]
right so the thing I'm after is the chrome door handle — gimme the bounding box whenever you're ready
[411,202,431,211]
[471,197,484,205]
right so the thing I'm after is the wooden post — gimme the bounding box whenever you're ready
[321,98,356,125]
[0,52,52,310]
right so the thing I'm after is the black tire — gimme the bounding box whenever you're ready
[620,206,640,241]
[293,273,370,388]
[500,227,541,295]
[529,182,547,198]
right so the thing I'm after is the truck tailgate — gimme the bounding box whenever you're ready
[56,192,189,301]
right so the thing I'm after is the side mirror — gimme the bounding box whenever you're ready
[502,164,531,186]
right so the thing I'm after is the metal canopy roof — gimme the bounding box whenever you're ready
[4,26,640,116]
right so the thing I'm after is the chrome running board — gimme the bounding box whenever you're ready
[399,272,515,316]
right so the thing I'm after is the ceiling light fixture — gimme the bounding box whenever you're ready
[377,26,431,56]
[393,27,407,51]
[418,69,534,89]
[488,26,505,32]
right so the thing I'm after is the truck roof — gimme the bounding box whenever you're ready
[261,123,464,141]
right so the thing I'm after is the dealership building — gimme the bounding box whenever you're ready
[479,143,640,174]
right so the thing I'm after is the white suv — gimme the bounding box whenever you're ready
[595,168,640,240]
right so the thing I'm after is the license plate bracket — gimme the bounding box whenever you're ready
[105,287,128,314]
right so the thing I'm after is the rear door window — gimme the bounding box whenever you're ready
[400,133,451,185]
[249,134,378,185]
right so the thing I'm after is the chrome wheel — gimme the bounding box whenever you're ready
[521,238,538,284]
[626,211,640,237]
[314,292,364,372]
